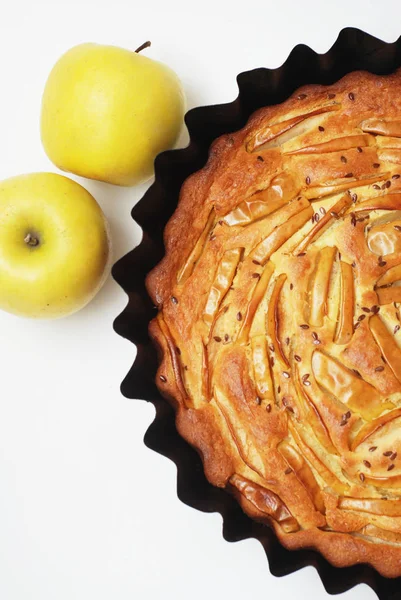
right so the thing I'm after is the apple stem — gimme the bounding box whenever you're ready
[24,233,39,247]
[134,41,151,54]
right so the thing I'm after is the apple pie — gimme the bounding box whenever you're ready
[147,69,401,577]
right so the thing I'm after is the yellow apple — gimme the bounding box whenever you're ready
[40,42,186,186]
[0,172,111,319]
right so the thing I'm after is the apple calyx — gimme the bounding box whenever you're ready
[24,233,39,247]
[134,41,151,54]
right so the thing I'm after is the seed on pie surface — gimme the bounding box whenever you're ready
[392,173,400,179]
[362,307,371,313]
[358,315,366,321]
[373,163,380,168]
[320,207,326,215]
[277,386,281,394]
[300,324,309,329]
[176,347,181,355]
[252,259,261,265]
[297,93,307,100]
[269,344,275,352]
[266,403,272,413]
[388,464,395,471]
[213,336,222,342]
[305,176,311,185]
[290,283,294,290]
[394,325,400,334]
[328,92,336,99]
[257,155,264,162]
[357,146,363,152]
[363,460,371,468]
[318,126,325,132]
[282,371,290,379]
[159,375,167,382]
[391,452,398,460]
[359,473,365,482]
[379,260,387,267]
[375,366,384,372]
[294,355,302,362]
[371,305,380,314]
[285,337,290,345]
[384,451,393,457]
[171,296,178,304]
[237,311,242,321]
[255,396,261,405]
[369,446,377,452]
[284,468,293,475]
[373,184,380,190]
[297,252,306,257]
[341,155,347,163]
[344,172,354,178]
[385,180,392,188]
[252,272,261,279]
[348,92,355,101]
[394,226,401,232]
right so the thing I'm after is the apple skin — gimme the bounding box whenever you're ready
[40,43,186,187]
[0,172,111,319]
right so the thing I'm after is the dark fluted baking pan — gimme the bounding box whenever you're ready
[112,28,401,599]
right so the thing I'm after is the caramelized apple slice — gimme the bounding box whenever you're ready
[354,193,401,213]
[286,134,371,155]
[304,172,389,200]
[278,441,325,513]
[266,273,289,368]
[339,497,401,517]
[223,172,299,226]
[376,263,401,287]
[229,474,300,533]
[251,205,313,265]
[238,262,274,343]
[312,351,384,420]
[294,195,352,255]
[201,342,210,401]
[177,209,215,283]
[334,261,354,345]
[361,524,401,544]
[294,366,338,454]
[203,248,242,326]
[288,421,349,494]
[378,149,401,164]
[368,219,401,256]
[363,473,401,490]
[369,315,401,383]
[360,118,401,137]
[157,315,190,407]
[350,407,401,451]
[251,335,274,399]
[309,246,337,327]
[376,136,401,149]
[246,103,340,152]
[377,287,401,305]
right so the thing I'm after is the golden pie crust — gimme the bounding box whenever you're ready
[147,69,401,577]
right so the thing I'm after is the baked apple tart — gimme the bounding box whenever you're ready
[147,69,401,577]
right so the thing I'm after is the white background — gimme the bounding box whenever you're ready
[0,1,400,598]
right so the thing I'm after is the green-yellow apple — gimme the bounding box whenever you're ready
[0,172,111,319]
[40,42,186,186]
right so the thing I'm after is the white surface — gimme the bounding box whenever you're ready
[0,1,399,598]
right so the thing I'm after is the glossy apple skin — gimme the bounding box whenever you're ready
[0,172,111,318]
[40,43,186,186]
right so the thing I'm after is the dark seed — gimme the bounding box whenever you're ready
[353,369,361,377]
[257,155,264,162]
[359,473,365,482]
[362,307,371,313]
[266,404,272,413]
[290,283,294,290]
[373,184,380,190]
[371,305,380,314]
[392,173,400,179]
[344,172,354,178]
[269,344,275,352]
[314,213,320,222]
[384,451,393,457]
[369,446,377,452]
[285,468,293,475]
[386,180,392,188]
[373,163,380,168]
[252,272,261,279]
[159,375,167,383]
[282,372,290,379]
[348,92,355,101]
[252,259,261,265]
[328,93,336,99]
[306,176,311,185]
[358,315,366,322]
[298,93,307,100]
[330,211,339,218]
[363,460,372,468]
[345,411,351,419]
[213,336,222,342]
[237,312,242,321]
[351,193,358,203]
[394,325,400,334]
[394,226,401,232]
[300,324,309,329]
[302,373,310,382]
[354,322,360,330]
[341,155,347,163]
[391,452,398,460]
[171,296,178,304]
[297,252,306,257]
[357,146,363,153]
[176,347,181,355]
[294,355,302,362]
[318,126,325,132]
[209,235,216,241]
[388,464,395,472]
[375,366,384,372]
[277,386,281,394]
[320,207,326,215]
[270,357,275,367]
[224,334,229,341]
[285,337,290,345]
[312,332,318,340]
[379,260,387,267]
[255,397,261,405]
